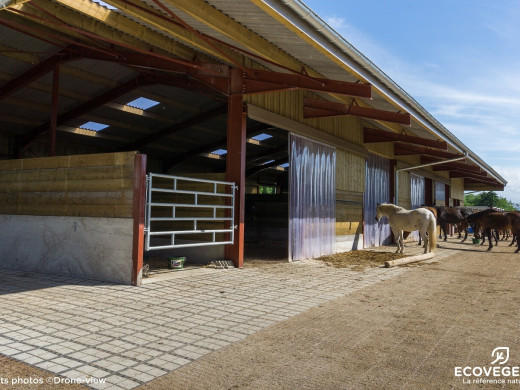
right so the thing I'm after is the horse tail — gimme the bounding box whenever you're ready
[428,216,437,252]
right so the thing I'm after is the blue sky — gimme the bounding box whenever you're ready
[303,0,520,204]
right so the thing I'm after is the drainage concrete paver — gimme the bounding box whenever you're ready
[0,247,456,389]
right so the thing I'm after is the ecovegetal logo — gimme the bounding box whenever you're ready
[455,347,520,385]
[491,347,509,365]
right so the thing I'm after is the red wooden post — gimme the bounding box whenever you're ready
[132,153,147,285]
[225,68,246,268]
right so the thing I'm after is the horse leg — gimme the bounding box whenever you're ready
[462,228,468,243]
[494,230,499,246]
[510,234,516,247]
[442,223,448,241]
[392,229,400,253]
[420,230,428,254]
[399,230,404,253]
[486,228,493,251]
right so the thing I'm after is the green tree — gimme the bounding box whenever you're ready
[464,191,519,211]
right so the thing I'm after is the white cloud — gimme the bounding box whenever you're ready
[492,166,520,204]
[323,9,520,202]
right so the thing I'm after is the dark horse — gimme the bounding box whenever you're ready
[466,208,498,246]
[467,210,520,252]
[435,206,468,241]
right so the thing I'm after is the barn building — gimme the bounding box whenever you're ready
[0,0,506,285]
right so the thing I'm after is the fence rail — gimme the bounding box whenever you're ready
[145,173,236,250]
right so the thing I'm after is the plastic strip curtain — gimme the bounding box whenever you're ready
[410,174,426,241]
[435,181,446,205]
[289,134,336,261]
[363,153,391,247]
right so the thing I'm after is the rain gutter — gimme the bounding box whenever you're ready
[264,0,506,186]
[394,152,468,206]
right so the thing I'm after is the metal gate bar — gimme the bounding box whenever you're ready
[145,173,236,250]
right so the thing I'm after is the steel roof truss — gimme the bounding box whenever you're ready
[303,98,411,125]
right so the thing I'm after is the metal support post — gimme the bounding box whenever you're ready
[225,68,246,268]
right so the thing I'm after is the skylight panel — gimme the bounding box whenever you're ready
[79,121,109,132]
[263,159,275,165]
[211,149,227,155]
[251,133,272,141]
[126,97,160,110]
[91,0,117,10]
[279,163,289,168]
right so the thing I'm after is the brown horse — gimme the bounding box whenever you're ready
[469,211,520,252]
[435,206,468,241]
[466,208,498,246]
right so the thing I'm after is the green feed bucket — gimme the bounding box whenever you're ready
[472,238,481,245]
[167,256,186,269]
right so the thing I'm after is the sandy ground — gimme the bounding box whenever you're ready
[2,238,520,389]
[141,238,520,390]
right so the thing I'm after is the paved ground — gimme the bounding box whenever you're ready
[0,244,436,390]
[1,238,519,389]
[142,239,520,390]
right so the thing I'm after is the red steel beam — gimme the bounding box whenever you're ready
[449,171,492,180]
[245,70,371,98]
[303,98,411,125]
[121,105,227,152]
[363,127,447,149]
[78,47,372,98]
[246,158,288,177]
[394,143,461,159]
[465,178,501,186]
[20,75,150,155]
[433,164,483,174]
[0,47,77,101]
[247,146,287,163]
[420,156,483,173]
[164,138,226,169]
[76,47,232,94]
[132,153,147,286]
[163,123,272,169]
[225,68,246,268]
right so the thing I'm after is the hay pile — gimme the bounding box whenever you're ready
[316,250,406,269]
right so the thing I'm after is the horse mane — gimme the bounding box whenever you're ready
[378,203,404,212]
[465,208,495,222]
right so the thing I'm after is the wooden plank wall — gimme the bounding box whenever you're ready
[0,152,137,218]
[450,178,464,202]
[398,170,412,209]
[336,189,363,236]
[336,150,365,236]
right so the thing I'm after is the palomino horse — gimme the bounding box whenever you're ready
[435,206,468,241]
[403,206,437,247]
[375,203,437,254]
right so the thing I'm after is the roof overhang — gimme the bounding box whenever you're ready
[0,0,508,191]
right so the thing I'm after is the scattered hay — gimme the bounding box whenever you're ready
[316,250,407,270]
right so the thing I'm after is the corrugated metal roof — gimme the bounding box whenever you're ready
[0,0,505,187]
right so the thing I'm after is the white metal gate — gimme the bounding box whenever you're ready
[145,173,236,250]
